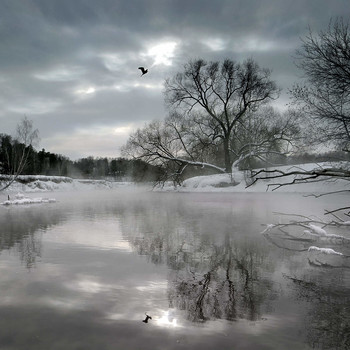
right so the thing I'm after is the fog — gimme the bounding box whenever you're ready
[0,189,349,349]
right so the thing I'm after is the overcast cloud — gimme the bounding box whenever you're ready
[1,0,349,160]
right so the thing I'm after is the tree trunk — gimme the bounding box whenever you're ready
[223,137,231,172]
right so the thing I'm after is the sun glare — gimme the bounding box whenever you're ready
[147,41,177,66]
[155,310,179,328]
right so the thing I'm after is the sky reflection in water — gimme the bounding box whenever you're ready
[0,190,349,349]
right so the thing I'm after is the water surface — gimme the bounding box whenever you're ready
[0,190,349,349]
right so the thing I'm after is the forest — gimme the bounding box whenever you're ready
[0,133,161,182]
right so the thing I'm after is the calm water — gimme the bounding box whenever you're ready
[0,189,349,350]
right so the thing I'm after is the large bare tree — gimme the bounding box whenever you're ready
[291,17,350,150]
[164,58,280,171]
[122,106,300,186]
[252,18,350,225]
[254,18,350,191]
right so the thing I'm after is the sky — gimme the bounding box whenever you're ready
[1,0,349,160]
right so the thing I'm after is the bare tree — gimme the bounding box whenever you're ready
[252,18,350,194]
[246,19,350,237]
[291,17,350,150]
[122,59,303,185]
[0,117,39,192]
[250,165,350,191]
[229,107,301,170]
[122,107,299,186]
[165,58,280,171]
[295,18,350,93]
[122,118,227,186]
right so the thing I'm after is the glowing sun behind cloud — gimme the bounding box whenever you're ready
[147,41,177,66]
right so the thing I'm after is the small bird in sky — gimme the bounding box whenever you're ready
[142,314,152,323]
[138,67,148,76]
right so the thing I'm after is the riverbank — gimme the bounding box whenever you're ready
[0,162,348,195]
[0,175,131,193]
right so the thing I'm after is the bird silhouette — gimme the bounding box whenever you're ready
[138,67,148,76]
[142,314,152,323]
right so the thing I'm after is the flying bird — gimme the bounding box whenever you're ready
[138,67,148,76]
[142,314,152,323]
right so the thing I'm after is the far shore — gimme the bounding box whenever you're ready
[1,162,348,196]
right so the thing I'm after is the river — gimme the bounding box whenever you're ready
[0,189,349,349]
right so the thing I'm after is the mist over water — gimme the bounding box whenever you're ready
[0,189,349,349]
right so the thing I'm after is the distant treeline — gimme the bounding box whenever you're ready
[1,132,348,181]
[0,133,162,181]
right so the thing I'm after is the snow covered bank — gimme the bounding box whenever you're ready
[0,175,132,193]
[1,192,56,206]
[159,162,350,193]
[0,162,349,194]
[0,175,73,184]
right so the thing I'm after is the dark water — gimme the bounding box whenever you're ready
[0,189,349,350]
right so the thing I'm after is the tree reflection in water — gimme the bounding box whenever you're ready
[263,218,350,349]
[4,192,349,349]
[285,273,350,350]
[123,195,350,350]
[130,227,276,323]
[0,206,65,268]
[168,235,275,323]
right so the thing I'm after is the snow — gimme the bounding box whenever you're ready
[307,224,328,236]
[0,162,348,195]
[0,160,348,210]
[340,221,350,226]
[159,162,350,193]
[1,192,56,206]
[0,177,133,206]
[0,176,132,194]
[308,246,344,256]
[305,224,348,240]
[261,224,276,234]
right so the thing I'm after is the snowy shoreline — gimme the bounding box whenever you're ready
[0,175,132,194]
[1,192,57,206]
[161,162,350,193]
[0,162,349,195]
